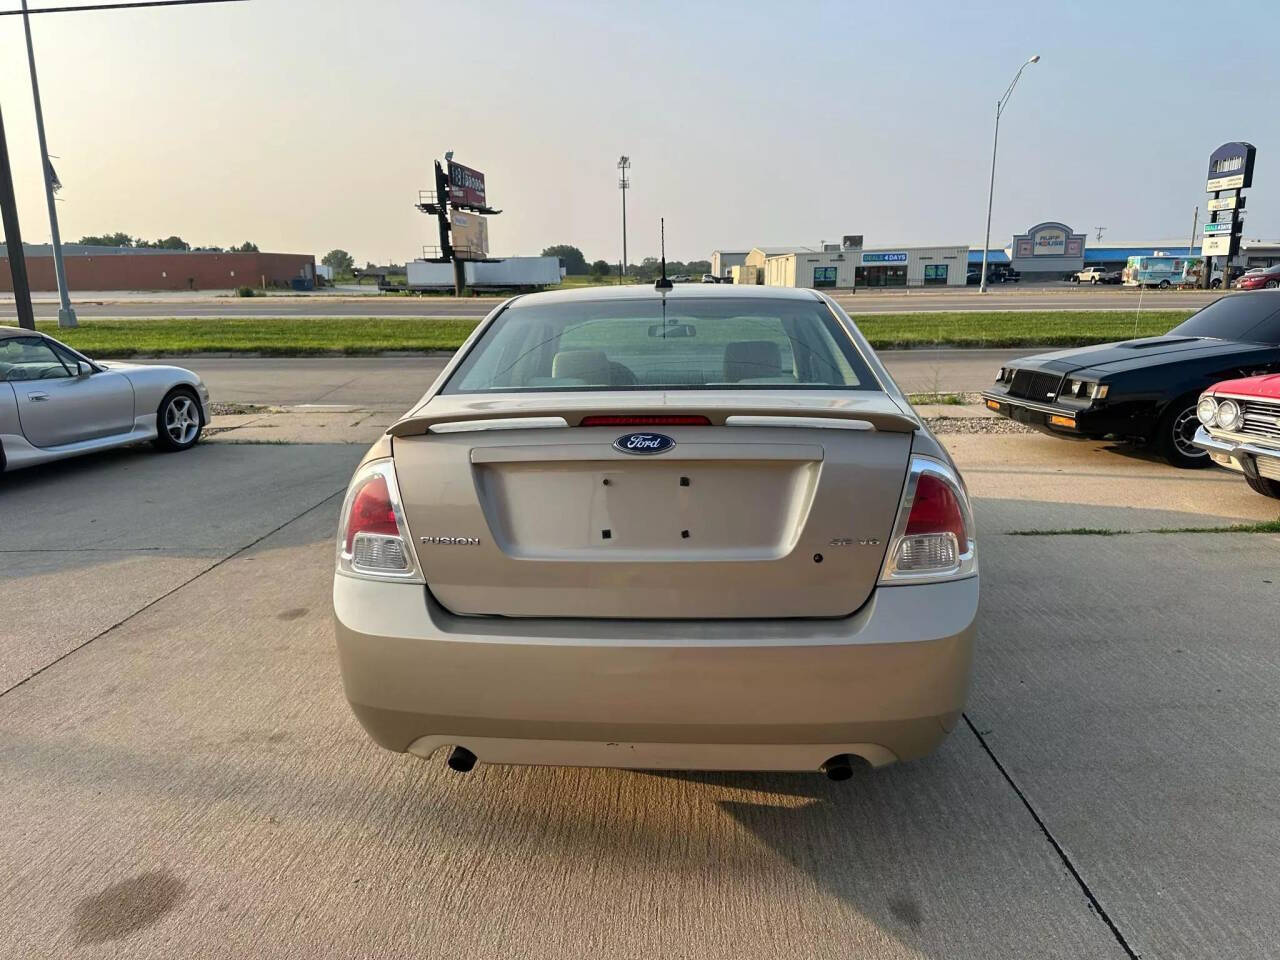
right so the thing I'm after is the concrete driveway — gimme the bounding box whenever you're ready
[1,410,1277,957]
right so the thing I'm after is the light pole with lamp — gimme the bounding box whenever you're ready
[979,54,1039,294]
[617,156,630,283]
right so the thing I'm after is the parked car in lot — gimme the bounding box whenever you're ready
[967,264,1019,285]
[333,285,978,779]
[1194,373,1280,498]
[1235,263,1280,290]
[0,326,209,472]
[981,292,1280,467]
[1072,266,1121,284]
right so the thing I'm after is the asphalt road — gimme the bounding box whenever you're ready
[160,348,1027,407]
[2,432,1277,958]
[8,285,1227,318]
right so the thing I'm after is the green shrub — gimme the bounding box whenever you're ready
[235,286,256,298]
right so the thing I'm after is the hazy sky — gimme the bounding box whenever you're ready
[1,0,1275,265]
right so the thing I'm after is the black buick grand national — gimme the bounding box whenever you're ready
[982,292,1280,467]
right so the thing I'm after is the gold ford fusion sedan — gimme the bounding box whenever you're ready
[333,285,977,779]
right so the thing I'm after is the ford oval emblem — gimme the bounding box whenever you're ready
[613,432,676,455]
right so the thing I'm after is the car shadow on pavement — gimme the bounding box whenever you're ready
[640,737,1104,959]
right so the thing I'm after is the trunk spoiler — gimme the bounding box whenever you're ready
[388,392,920,437]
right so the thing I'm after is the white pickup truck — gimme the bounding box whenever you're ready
[1071,266,1121,284]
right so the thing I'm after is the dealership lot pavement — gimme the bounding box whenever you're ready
[2,395,1278,957]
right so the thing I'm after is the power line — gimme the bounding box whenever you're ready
[1,0,245,15]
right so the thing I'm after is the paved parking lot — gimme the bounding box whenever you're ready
[2,381,1278,958]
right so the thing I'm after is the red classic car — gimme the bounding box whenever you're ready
[1194,372,1280,498]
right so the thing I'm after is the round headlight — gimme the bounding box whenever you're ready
[1197,397,1219,425]
[1215,399,1242,431]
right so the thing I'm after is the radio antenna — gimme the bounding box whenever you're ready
[655,218,672,291]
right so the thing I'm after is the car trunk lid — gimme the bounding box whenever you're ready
[392,392,915,619]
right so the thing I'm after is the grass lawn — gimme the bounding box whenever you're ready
[852,309,1195,349]
[557,275,643,288]
[37,317,479,356]
[33,309,1198,357]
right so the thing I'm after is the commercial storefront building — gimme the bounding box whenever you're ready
[746,244,968,290]
[710,250,748,279]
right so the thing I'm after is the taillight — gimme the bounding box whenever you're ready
[345,475,397,551]
[336,459,422,581]
[880,456,976,583]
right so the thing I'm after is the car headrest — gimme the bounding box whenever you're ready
[551,349,612,385]
[723,340,782,383]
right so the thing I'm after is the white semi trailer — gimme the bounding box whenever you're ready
[406,257,563,291]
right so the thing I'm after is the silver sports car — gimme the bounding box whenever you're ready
[0,326,210,472]
[333,285,978,779]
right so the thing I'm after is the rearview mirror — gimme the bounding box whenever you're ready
[75,360,91,377]
[648,323,696,338]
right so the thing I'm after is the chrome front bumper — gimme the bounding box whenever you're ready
[1193,426,1280,478]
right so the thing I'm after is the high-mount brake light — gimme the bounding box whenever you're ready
[336,459,423,582]
[580,415,712,427]
[880,456,977,584]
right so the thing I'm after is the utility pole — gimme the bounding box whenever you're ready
[0,105,37,331]
[1188,206,1198,257]
[21,0,75,328]
[617,155,630,283]
[6,0,245,325]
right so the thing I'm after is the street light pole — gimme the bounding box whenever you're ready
[617,156,630,283]
[979,54,1039,294]
[21,0,76,327]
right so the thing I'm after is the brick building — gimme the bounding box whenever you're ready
[0,244,316,292]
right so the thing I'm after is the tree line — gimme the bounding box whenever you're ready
[541,244,710,280]
[77,232,259,253]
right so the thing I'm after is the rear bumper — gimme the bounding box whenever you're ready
[1194,426,1280,479]
[333,576,978,771]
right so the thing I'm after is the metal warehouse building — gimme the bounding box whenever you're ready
[735,242,968,290]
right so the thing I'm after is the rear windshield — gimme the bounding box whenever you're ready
[443,297,879,394]
[1168,294,1280,344]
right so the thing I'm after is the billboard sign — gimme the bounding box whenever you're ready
[450,211,489,259]
[1206,142,1255,193]
[1202,234,1232,256]
[447,160,487,208]
[1203,221,1233,234]
[860,251,907,264]
[1207,195,1239,212]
